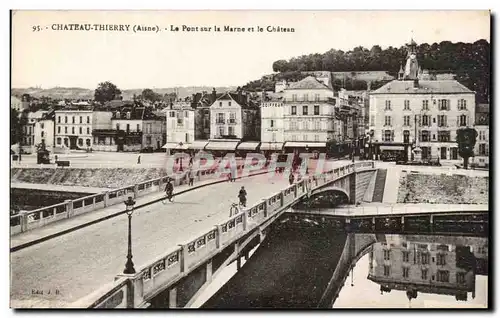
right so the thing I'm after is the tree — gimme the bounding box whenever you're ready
[10,108,21,145]
[94,81,122,104]
[141,89,161,102]
[456,128,478,169]
[272,60,288,72]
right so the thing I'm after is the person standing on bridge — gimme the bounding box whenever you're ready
[137,155,141,164]
[288,172,295,185]
[238,186,247,207]
[164,178,174,203]
[187,168,194,186]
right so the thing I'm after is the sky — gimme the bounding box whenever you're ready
[11,10,490,90]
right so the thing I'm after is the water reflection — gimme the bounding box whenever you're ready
[334,234,488,308]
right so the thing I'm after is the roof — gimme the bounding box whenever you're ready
[370,80,475,95]
[212,92,259,109]
[287,76,331,90]
[112,107,145,120]
[476,103,489,113]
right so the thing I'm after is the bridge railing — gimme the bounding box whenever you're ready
[10,164,256,236]
[80,162,374,308]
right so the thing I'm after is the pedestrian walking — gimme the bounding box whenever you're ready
[231,166,237,182]
[238,186,247,207]
[163,178,174,203]
[288,172,295,185]
[188,169,194,186]
[137,155,141,164]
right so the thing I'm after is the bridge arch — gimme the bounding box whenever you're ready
[295,187,350,209]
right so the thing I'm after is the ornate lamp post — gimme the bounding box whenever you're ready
[123,196,136,274]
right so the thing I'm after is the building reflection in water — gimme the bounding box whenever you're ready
[368,235,488,304]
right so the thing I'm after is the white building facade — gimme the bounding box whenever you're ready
[260,101,285,150]
[55,109,93,150]
[164,102,195,152]
[210,93,243,139]
[283,76,335,151]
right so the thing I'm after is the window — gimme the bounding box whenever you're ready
[80,116,83,124]
[383,265,390,276]
[422,100,429,110]
[433,117,436,124]
[438,131,450,142]
[78,138,83,146]
[272,133,276,142]
[459,114,467,126]
[403,115,411,126]
[229,112,236,124]
[437,115,447,127]
[438,99,450,110]
[433,134,436,140]
[402,251,410,263]
[421,269,428,280]
[304,121,309,130]
[436,254,446,266]
[228,126,234,136]
[137,124,140,132]
[370,115,375,126]
[437,270,449,282]
[421,252,429,265]
[218,126,224,136]
[314,94,320,101]
[270,119,274,128]
[72,116,75,124]
[79,127,82,134]
[58,116,61,123]
[457,272,465,284]
[314,105,320,115]
[65,116,68,123]
[291,106,297,115]
[479,144,488,156]
[57,126,61,134]
[383,250,390,260]
[315,121,321,130]
[87,127,90,134]
[56,137,61,145]
[314,135,319,141]
[217,113,225,124]
[146,136,152,145]
[303,106,308,115]
[126,124,130,132]
[404,100,410,110]
[40,123,44,129]
[219,102,222,106]
[301,135,306,141]
[292,94,297,102]
[385,100,391,110]
[303,93,308,101]
[402,267,409,278]
[116,124,120,131]
[87,116,90,124]
[86,139,91,146]
[292,134,297,141]
[72,127,75,134]
[169,111,175,118]
[41,131,44,138]
[422,115,430,126]
[458,99,467,110]
[384,130,393,142]
[228,101,231,107]
[384,116,391,126]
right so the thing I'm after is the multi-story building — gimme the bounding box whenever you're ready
[34,110,55,151]
[283,76,335,153]
[54,108,93,150]
[163,101,195,154]
[193,89,219,141]
[473,103,489,167]
[19,110,47,154]
[369,234,480,302]
[369,39,475,161]
[260,98,285,152]
[111,107,164,152]
[91,110,115,152]
[206,89,261,153]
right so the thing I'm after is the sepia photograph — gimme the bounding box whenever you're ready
[9,9,490,309]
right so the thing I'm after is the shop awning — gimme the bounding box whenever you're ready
[237,142,260,151]
[260,142,284,151]
[174,143,190,150]
[284,142,326,148]
[188,140,209,150]
[162,142,179,149]
[205,141,239,151]
[380,145,405,151]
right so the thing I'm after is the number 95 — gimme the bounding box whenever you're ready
[32,25,41,32]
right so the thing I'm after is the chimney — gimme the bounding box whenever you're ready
[212,88,216,103]
[413,79,419,88]
[238,89,243,104]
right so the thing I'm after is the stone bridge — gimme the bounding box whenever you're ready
[73,161,377,308]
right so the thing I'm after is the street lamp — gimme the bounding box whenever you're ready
[178,142,184,172]
[123,196,136,274]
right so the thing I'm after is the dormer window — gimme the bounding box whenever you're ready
[126,112,131,119]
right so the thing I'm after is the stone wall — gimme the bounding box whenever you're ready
[11,168,169,189]
[355,170,375,203]
[397,172,488,204]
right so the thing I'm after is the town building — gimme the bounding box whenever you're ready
[34,110,55,152]
[207,89,261,153]
[260,97,285,152]
[11,96,28,112]
[111,107,164,152]
[163,101,195,154]
[282,76,336,153]
[473,103,489,167]
[369,235,483,302]
[54,107,93,151]
[369,39,475,161]
[91,110,115,152]
[19,110,48,154]
[192,89,220,141]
